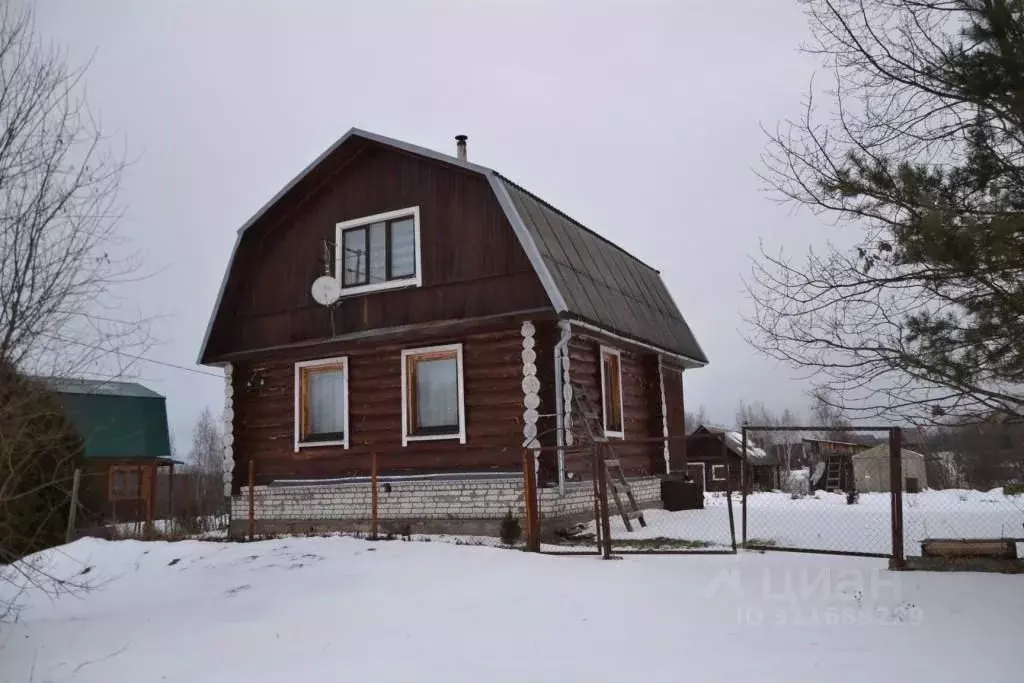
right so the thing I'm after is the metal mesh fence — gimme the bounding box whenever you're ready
[898,440,1024,562]
[738,426,898,558]
[602,437,737,554]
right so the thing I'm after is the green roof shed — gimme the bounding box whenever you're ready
[44,378,172,461]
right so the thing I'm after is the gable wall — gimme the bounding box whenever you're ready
[205,146,551,360]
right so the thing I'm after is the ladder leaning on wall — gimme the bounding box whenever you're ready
[568,381,646,532]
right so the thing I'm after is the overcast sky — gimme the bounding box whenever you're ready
[34,0,831,455]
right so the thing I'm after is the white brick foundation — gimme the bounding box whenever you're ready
[230,475,663,537]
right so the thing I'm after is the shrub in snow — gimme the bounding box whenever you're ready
[846,489,860,505]
[499,510,521,547]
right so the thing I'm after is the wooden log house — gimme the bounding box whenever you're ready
[198,129,707,537]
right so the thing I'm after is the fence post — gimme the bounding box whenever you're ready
[65,468,82,544]
[590,445,603,552]
[521,449,540,552]
[596,443,613,559]
[724,437,737,553]
[889,427,906,568]
[741,426,748,547]
[247,459,255,541]
[370,452,379,541]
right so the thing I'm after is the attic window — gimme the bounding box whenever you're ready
[294,357,349,450]
[600,345,624,438]
[337,207,421,296]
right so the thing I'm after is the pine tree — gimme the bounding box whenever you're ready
[749,0,1024,422]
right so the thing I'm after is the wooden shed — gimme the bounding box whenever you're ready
[45,378,177,526]
[685,426,778,493]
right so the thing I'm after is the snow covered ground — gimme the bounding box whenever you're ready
[592,489,1024,555]
[2,536,1022,682]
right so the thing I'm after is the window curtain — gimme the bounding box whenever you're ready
[390,217,416,278]
[309,369,345,435]
[415,357,458,429]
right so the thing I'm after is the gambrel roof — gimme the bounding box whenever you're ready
[198,128,707,366]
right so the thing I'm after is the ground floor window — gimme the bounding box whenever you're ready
[295,356,349,449]
[109,466,145,501]
[401,343,466,445]
[600,345,624,437]
[710,464,727,481]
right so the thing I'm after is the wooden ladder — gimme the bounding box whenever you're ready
[825,458,842,491]
[569,381,647,531]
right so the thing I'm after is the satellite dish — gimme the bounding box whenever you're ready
[311,276,341,306]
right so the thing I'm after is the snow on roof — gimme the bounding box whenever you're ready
[723,431,770,462]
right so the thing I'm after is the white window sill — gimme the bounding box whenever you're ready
[340,277,420,298]
[295,439,348,451]
[604,430,624,440]
[404,432,465,446]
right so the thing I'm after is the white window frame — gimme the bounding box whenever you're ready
[401,343,466,446]
[335,206,422,297]
[294,356,350,451]
[598,345,625,439]
[710,464,727,482]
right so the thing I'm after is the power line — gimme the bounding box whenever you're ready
[40,333,223,378]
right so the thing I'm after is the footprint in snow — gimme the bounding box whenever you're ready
[225,584,251,597]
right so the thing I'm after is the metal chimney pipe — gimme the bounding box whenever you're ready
[455,134,468,161]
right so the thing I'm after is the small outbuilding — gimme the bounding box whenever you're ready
[686,426,778,493]
[45,378,176,526]
[851,444,928,492]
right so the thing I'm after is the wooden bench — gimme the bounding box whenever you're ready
[921,538,1018,560]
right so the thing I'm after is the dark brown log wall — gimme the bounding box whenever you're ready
[563,331,664,479]
[230,322,548,489]
[205,143,551,361]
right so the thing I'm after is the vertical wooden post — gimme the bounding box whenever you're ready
[590,446,603,552]
[889,427,905,568]
[184,472,191,521]
[596,443,613,559]
[724,437,737,553]
[247,459,256,541]
[65,468,82,544]
[167,463,175,531]
[135,465,144,537]
[370,452,379,540]
[741,427,748,547]
[521,449,540,552]
[146,464,155,536]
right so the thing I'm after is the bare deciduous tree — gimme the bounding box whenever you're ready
[187,406,222,505]
[684,405,709,435]
[0,2,144,619]
[0,2,148,378]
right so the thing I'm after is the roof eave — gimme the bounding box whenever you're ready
[565,318,708,369]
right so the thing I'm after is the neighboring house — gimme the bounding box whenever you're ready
[198,128,707,537]
[851,445,928,493]
[685,426,777,493]
[45,378,175,525]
